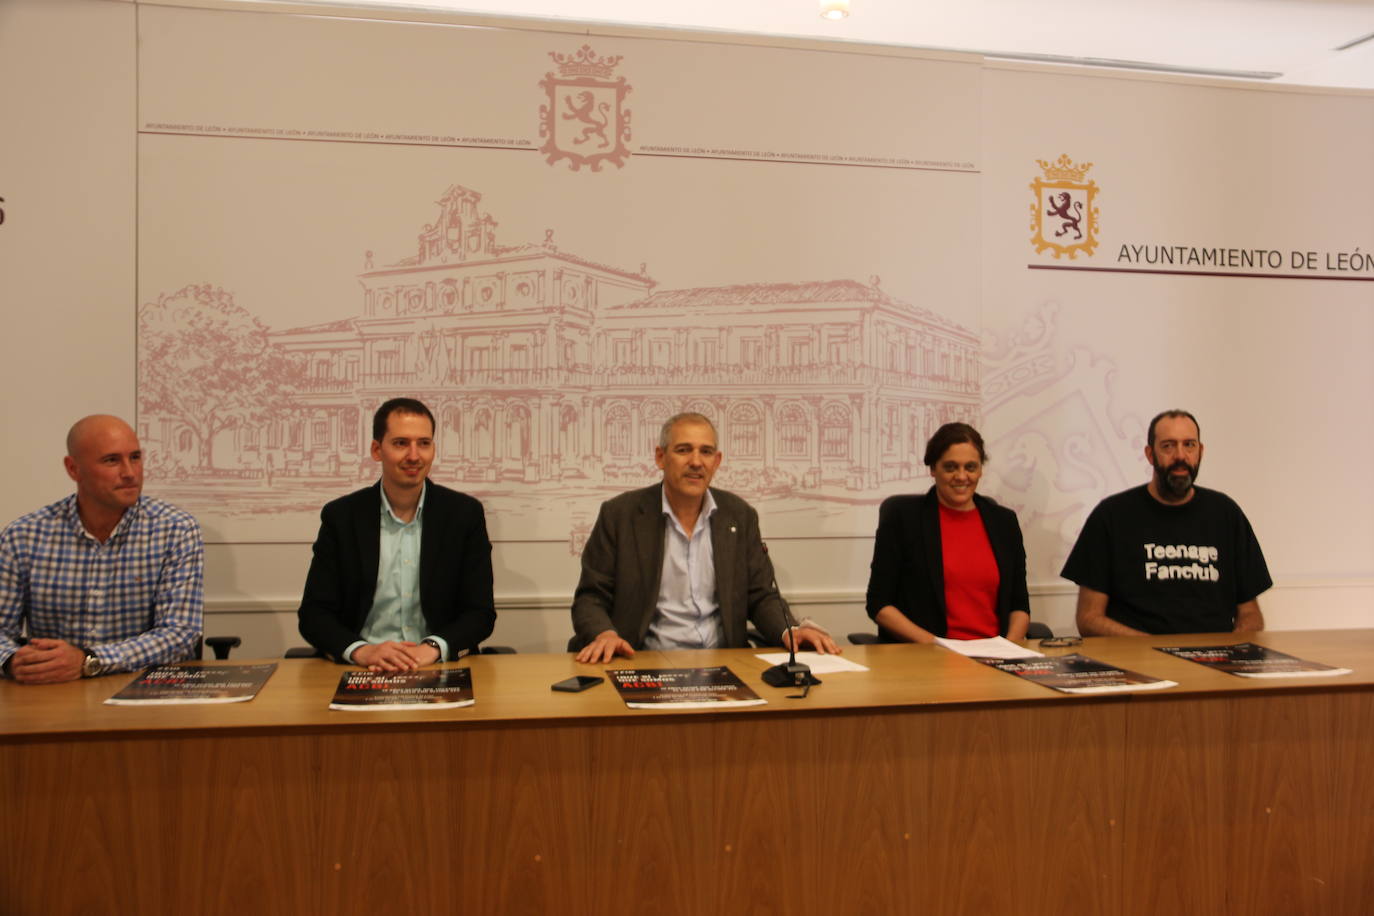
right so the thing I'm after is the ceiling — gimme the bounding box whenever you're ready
[283,0,1374,89]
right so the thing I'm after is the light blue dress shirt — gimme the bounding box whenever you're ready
[343,483,449,663]
[644,486,722,650]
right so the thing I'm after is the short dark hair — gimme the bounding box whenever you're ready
[372,398,435,443]
[923,422,986,468]
[1146,409,1200,448]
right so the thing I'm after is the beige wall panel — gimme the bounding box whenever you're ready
[138,4,978,167]
[981,65,1374,605]
[0,0,137,522]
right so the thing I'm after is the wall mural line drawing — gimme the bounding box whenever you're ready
[979,302,1144,581]
[138,183,980,544]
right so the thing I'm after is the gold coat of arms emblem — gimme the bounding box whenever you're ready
[1029,155,1100,259]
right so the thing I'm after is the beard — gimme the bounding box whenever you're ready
[1154,456,1200,501]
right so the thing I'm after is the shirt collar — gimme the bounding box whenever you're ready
[660,484,717,524]
[380,481,426,526]
[64,493,141,542]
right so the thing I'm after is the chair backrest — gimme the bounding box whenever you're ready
[850,623,1055,645]
[197,635,242,660]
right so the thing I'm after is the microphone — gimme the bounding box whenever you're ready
[761,599,821,693]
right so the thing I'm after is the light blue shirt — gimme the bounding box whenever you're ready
[343,483,449,663]
[644,486,721,650]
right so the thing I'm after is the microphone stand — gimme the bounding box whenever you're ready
[761,600,821,695]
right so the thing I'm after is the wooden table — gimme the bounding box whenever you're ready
[2,631,1371,915]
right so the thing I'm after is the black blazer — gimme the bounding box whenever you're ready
[298,481,496,661]
[865,488,1029,640]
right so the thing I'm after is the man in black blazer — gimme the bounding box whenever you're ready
[571,412,838,663]
[298,398,495,669]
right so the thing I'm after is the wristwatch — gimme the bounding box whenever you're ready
[79,648,103,678]
[421,638,444,662]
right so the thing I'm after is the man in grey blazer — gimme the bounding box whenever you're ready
[571,412,838,663]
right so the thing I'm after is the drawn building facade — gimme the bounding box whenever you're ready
[151,184,979,492]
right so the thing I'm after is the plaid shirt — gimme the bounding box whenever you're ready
[0,494,204,673]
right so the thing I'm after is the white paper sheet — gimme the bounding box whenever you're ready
[934,636,1044,660]
[753,651,870,673]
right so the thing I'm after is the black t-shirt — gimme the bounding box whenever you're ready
[1060,485,1272,634]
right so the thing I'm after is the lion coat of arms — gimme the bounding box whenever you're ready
[1029,154,1100,259]
[539,45,632,171]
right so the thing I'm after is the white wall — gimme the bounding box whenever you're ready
[0,0,137,519]
[3,0,1371,658]
[980,62,1374,637]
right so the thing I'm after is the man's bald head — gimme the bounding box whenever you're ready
[67,414,136,458]
[63,415,144,524]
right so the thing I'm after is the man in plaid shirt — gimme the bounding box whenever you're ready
[0,415,203,683]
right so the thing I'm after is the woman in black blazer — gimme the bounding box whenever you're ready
[865,422,1030,642]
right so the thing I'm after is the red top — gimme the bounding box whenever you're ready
[939,503,1001,638]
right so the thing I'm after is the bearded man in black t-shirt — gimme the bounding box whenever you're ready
[1061,410,1272,635]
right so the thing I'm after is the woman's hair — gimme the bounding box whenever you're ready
[922,422,987,468]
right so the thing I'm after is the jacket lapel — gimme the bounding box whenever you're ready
[357,483,383,624]
[976,497,1009,609]
[919,492,947,617]
[709,497,740,647]
[417,481,438,619]
[634,486,666,644]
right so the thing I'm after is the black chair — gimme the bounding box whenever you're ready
[196,635,242,660]
[849,621,1054,645]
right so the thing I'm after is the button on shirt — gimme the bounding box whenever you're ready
[645,487,722,650]
[0,494,204,673]
[345,484,448,663]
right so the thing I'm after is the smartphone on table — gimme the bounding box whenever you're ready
[551,675,603,692]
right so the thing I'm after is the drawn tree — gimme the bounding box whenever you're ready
[139,284,308,470]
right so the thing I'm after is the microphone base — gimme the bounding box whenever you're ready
[761,663,821,688]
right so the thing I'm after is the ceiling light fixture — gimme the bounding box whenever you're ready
[820,0,849,21]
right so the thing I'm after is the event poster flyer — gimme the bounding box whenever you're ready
[610,666,766,709]
[329,667,475,710]
[105,663,278,705]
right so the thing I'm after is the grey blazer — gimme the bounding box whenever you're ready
[569,485,791,650]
